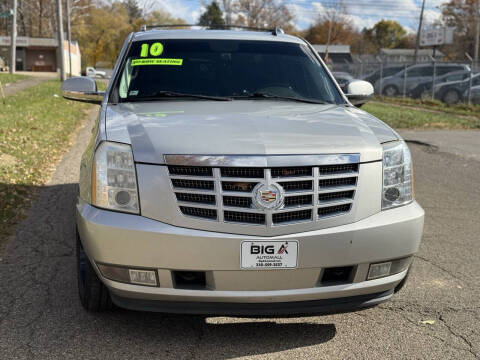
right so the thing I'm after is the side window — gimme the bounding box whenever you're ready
[473,76,480,86]
[420,67,434,76]
[407,67,428,76]
[445,74,462,82]
[437,66,459,76]
[119,59,133,98]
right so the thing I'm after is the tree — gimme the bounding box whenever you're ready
[123,0,142,24]
[144,9,186,26]
[199,1,225,28]
[363,20,407,49]
[305,9,358,45]
[233,0,294,29]
[441,0,477,60]
[72,2,133,67]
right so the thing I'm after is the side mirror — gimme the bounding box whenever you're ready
[61,77,105,105]
[345,80,374,107]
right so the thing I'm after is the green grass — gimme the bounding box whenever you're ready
[0,73,29,85]
[0,80,92,243]
[374,96,480,118]
[363,102,480,129]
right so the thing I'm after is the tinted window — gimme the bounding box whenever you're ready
[407,66,432,77]
[444,73,465,82]
[385,67,403,77]
[117,39,343,104]
[437,66,465,75]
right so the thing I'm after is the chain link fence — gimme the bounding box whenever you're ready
[330,60,480,105]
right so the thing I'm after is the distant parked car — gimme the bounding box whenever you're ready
[86,67,107,78]
[332,71,354,91]
[408,70,472,99]
[362,65,404,87]
[463,85,480,104]
[377,63,470,97]
[434,73,480,104]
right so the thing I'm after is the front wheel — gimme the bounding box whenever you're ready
[442,90,460,104]
[76,230,112,311]
[383,85,399,97]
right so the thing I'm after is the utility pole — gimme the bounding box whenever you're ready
[475,0,480,69]
[66,0,72,77]
[325,20,333,64]
[9,0,17,74]
[56,0,65,81]
[414,0,426,64]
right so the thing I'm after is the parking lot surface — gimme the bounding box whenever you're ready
[0,115,479,359]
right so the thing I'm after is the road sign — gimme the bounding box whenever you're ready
[420,27,455,47]
[0,9,13,18]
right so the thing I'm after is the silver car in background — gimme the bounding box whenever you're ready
[62,28,424,315]
[377,63,470,96]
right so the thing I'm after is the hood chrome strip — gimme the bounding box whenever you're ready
[164,154,361,167]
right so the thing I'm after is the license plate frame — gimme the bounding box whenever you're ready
[240,240,298,270]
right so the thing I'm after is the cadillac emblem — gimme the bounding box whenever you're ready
[253,183,285,210]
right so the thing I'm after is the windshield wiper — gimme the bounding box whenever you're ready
[127,91,232,102]
[234,92,333,104]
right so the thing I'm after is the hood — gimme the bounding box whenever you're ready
[105,101,398,164]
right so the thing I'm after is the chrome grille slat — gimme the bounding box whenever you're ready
[317,185,356,193]
[169,158,359,225]
[318,199,353,208]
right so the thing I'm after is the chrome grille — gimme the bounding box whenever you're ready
[168,159,358,225]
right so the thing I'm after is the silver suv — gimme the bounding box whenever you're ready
[62,28,424,315]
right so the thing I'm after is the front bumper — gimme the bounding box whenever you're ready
[76,201,424,312]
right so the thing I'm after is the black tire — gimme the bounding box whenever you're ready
[76,230,112,311]
[442,89,460,104]
[383,85,399,97]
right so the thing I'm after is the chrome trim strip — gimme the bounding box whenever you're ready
[164,154,361,167]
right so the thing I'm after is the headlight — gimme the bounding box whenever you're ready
[382,141,413,210]
[92,141,139,214]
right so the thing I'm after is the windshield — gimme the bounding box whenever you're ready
[116,39,344,104]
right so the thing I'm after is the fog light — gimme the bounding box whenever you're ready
[97,263,158,287]
[367,256,412,280]
[368,262,392,280]
[129,269,157,286]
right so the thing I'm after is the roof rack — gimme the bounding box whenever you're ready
[139,24,284,36]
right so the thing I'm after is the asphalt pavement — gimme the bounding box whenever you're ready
[0,114,479,359]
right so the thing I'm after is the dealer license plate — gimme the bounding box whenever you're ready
[241,240,298,269]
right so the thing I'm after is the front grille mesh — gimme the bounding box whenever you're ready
[223,196,252,208]
[168,166,212,177]
[221,167,264,178]
[278,180,313,192]
[284,195,312,207]
[169,162,358,224]
[222,181,257,192]
[171,178,214,190]
[273,210,312,224]
[271,166,312,178]
[176,192,216,205]
[180,206,217,219]
[224,211,266,224]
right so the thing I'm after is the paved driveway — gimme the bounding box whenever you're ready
[0,118,479,359]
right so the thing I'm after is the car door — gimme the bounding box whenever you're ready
[405,66,432,90]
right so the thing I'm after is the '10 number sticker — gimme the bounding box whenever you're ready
[140,42,164,57]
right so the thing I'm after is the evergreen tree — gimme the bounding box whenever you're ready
[199,1,225,28]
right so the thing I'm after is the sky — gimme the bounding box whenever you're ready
[156,0,445,33]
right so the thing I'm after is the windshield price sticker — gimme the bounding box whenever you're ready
[241,241,298,269]
[131,58,183,66]
[140,42,164,57]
